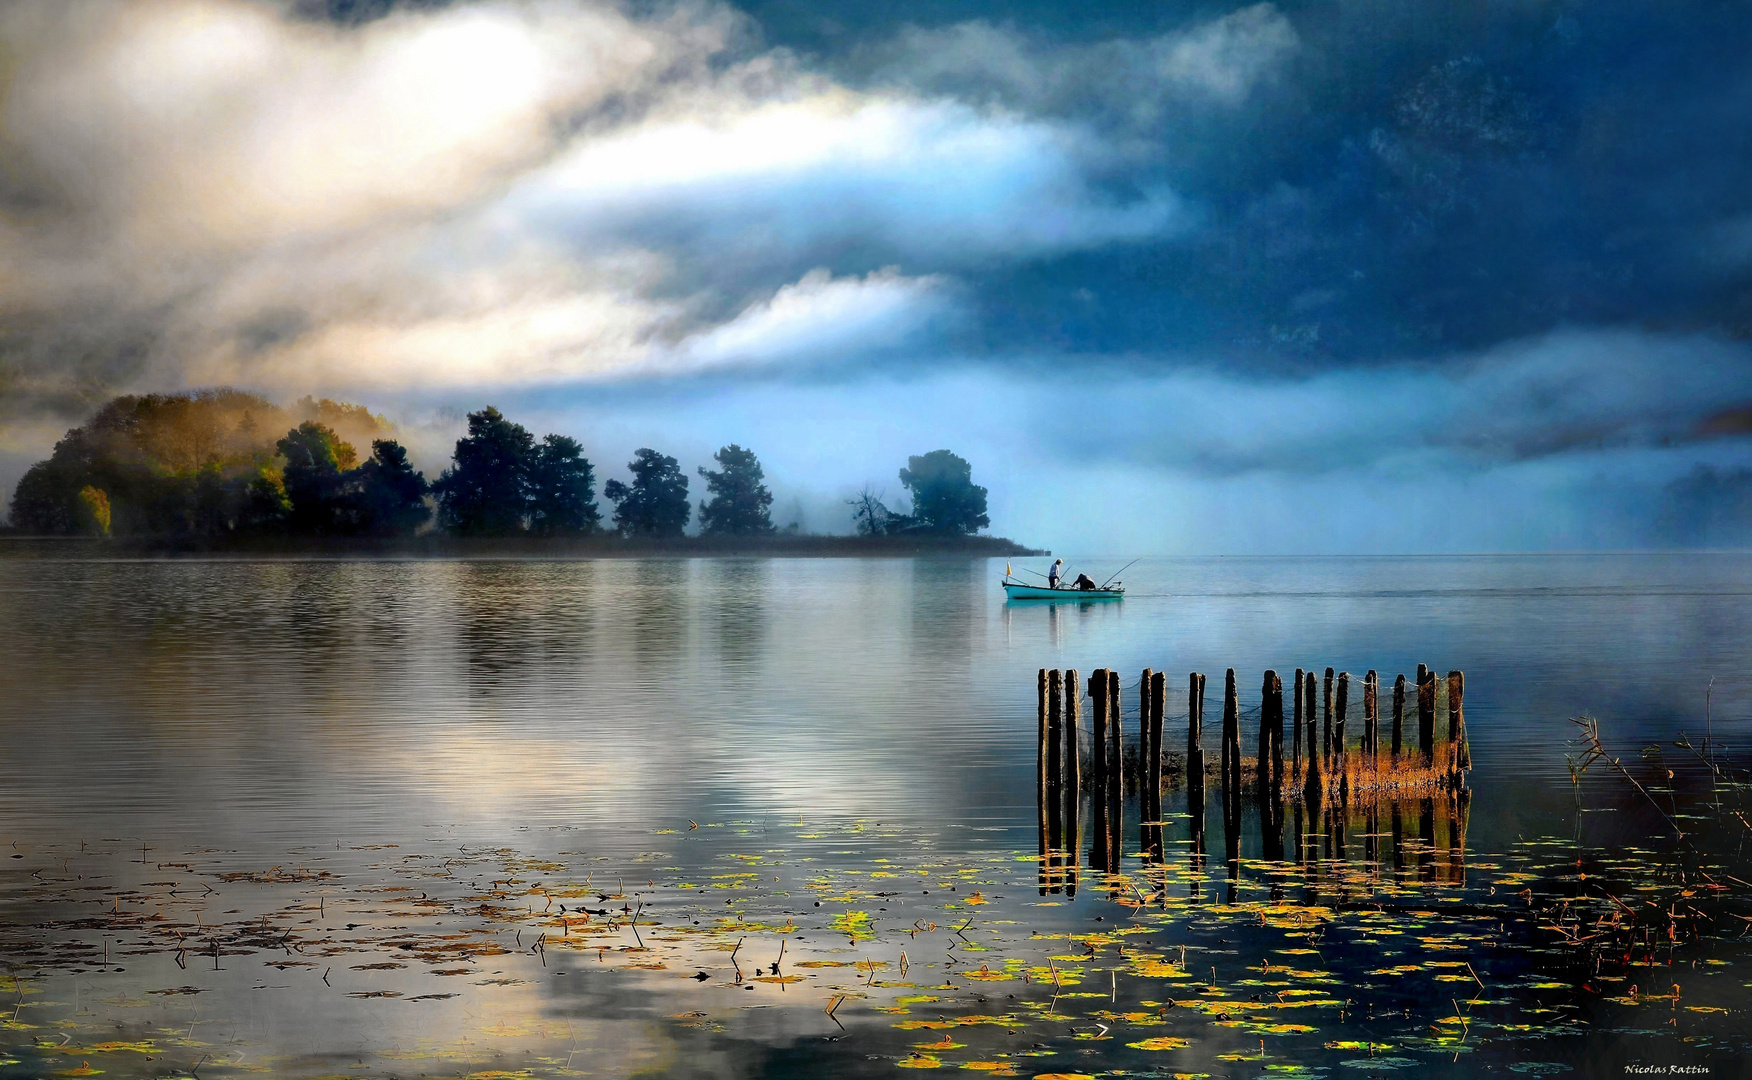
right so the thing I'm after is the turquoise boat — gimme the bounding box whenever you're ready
[1001,580,1123,601]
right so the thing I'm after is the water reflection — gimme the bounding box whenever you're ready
[706,558,768,675]
[0,552,1744,1078]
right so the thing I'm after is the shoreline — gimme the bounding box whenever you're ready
[0,532,1047,559]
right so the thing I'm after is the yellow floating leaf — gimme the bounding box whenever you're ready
[1127,1037,1191,1051]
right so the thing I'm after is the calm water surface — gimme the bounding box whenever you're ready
[0,554,1748,1078]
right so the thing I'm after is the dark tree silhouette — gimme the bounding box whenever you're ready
[8,458,79,534]
[277,421,357,534]
[433,407,535,536]
[898,449,989,535]
[698,444,774,536]
[353,439,430,536]
[846,485,904,536]
[604,448,690,538]
[528,434,599,536]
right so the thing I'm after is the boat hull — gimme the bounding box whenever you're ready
[1002,582,1123,601]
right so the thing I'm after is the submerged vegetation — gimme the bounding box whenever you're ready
[6,392,1007,548]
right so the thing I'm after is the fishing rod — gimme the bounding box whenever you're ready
[1099,558,1140,590]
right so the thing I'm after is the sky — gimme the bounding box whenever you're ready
[2,0,1750,552]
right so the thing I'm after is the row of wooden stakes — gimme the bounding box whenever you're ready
[1035,665,1471,875]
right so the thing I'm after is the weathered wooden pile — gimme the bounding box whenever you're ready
[1035,664,1471,894]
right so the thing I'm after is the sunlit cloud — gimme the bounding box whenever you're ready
[0,0,1184,412]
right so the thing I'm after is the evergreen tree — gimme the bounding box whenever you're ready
[8,458,78,534]
[698,444,774,536]
[354,440,431,536]
[898,449,989,535]
[604,448,690,538]
[277,421,357,534]
[528,434,599,536]
[433,407,535,536]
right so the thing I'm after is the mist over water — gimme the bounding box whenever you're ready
[3,554,1747,847]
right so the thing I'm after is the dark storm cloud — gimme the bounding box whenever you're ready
[782,0,1752,367]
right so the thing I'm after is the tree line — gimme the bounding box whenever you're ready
[6,391,990,541]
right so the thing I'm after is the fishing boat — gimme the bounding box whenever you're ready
[1002,580,1123,601]
[1000,560,1129,601]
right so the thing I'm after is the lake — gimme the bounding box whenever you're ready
[0,553,1747,1078]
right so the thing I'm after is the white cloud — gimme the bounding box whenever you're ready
[863,3,1299,121]
[0,0,1184,403]
[669,268,956,374]
[517,93,1182,262]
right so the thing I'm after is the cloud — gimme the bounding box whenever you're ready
[0,0,1185,414]
[669,268,957,375]
[0,0,715,249]
[858,4,1299,121]
[516,94,1181,268]
[1038,329,1752,476]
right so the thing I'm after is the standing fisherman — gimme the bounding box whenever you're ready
[1048,558,1065,589]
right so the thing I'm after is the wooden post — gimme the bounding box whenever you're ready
[1418,667,1436,767]
[1221,669,1238,802]
[1188,671,1205,852]
[1322,668,1335,770]
[1135,662,1149,795]
[1270,670,1285,793]
[1062,669,1080,892]
[1149,669,1163,855]
[1447,670,1469,775]
[1392,673,1406,758]
[1334,672,1349,787]
[1291,667,1304,774]
[1303,671,1317,782]
[1261,669,1275,788]
[1090,669,1108,871]
[1148,671,1165,816]
[1107,669,1123,870]
[1046,670,1063,884]
[1363,670,1378,764]
[1222,668,1240,843]
[1040,669,1054,891]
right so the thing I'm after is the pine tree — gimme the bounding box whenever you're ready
[528,434,599,536]
[604,448,690,538]
[698,444,774,536]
